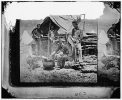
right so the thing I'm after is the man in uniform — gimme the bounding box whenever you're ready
[68,20,83,63]
[49,25,58,43]
[31,24,43,55]
[49,37,69,68]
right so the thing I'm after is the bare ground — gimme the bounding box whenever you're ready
[20,45,97,83]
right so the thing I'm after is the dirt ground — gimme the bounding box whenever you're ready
[20,44,97,83]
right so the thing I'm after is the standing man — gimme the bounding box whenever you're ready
[49,25,58,43]
[31,24,43,55]
[68,20,83,63]
[48,25,59,56]
[107,24,119,55]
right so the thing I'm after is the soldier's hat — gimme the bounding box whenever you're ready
[72,20,78,25]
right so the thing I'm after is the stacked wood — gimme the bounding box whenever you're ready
[82,34,97,55]
[40,32,97,56]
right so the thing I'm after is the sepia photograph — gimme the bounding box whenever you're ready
[2,1,120,98]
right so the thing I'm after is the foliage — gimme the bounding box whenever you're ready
[104,2,120,13]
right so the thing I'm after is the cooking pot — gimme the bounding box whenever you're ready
[43,59,55,70]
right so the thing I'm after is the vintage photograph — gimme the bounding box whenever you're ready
[2,1,120,98]
[19,2,120,84]
[20,16,97,83]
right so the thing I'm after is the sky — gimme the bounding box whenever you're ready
[98,3,120,25]
[4,1,120,31]
[4,1,105,29]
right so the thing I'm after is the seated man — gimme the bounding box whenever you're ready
[49,38,69,68]
[101,41,120,70]
[26,42,43,70]
[28,42,37,57]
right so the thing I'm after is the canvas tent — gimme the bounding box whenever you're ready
[40,15,83,57]
[40,15,82,35]
[20,30,33,45]
[98,30,109,60]
[98,30,109,45]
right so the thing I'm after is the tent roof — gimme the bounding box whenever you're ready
[40,15,81,33]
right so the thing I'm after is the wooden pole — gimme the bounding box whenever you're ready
[84,14,85,35]
[83,14,86,55]
[48,21,51,58]
[97,19,98,56]
[97,19,98,37]
[47,33,49,58]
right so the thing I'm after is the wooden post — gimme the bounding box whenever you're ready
[84,14,85,35]
[83,14,86,55]
[97,19,98,56]
[97,20,98,36]
[48,21,53,58]
[47,32,50,58]
[47,21,51,58]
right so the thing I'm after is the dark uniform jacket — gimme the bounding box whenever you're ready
[32,28,42,41]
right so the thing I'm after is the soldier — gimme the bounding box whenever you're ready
[31,24,43,55]
[68,20,83,63]
[107,24,119,55]
[50,38,69,68]
[101,41,120,70]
